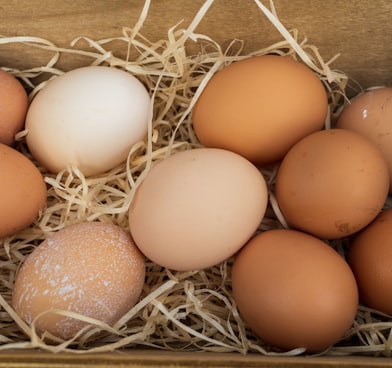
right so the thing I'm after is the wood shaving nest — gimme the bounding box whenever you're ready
[0,0,390,357]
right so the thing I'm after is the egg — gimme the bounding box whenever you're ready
[0,143,46,238]
[275,129,389,239]
[128,148,268,271]
[0,69,29,146]
[12,222,145,341]
[25,66,151,177]
[232,229,358,353]
[192,55,328,166]
[348,208,392,315]
[336,87,392,192]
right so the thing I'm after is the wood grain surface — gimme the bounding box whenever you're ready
[0,349,391,368]
[0,0,391,90]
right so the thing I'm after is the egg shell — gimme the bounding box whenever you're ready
[232,229,358,353]
[275,128,389,239]
[348,208,392,315]
[12,222,145,340]
[336,87,392,192]
[25,66,151,177]
[128,148,268,271]
[0,143,46,238]
[0,69,28,146]
[192,55,328,166]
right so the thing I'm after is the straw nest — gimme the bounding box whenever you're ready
[0,0,391,357]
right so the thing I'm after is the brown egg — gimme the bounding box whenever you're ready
[232,229,358,353]
[0,143,47,238]
[192,55,328,166]
[12,222,145,340]
[129,148,268,271]
[0,69,28,146]
[336,87,392,192]
[348,208,392,315]
[275,129,389,239]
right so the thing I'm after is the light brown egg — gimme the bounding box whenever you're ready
[0,69,28,146]
[128,148,268,271]
[275,129,389,239]
[348,208,392,315]
[0,143,47,238]
[336,87,392,192]
[232,229,358,353]
[12,222,145,340]
[192,55,328,166]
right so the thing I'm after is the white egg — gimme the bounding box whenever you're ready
[25,66,151,176]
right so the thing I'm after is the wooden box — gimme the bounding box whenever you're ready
[0,1,392,366]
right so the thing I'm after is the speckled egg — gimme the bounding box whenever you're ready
[12,222,145,340]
